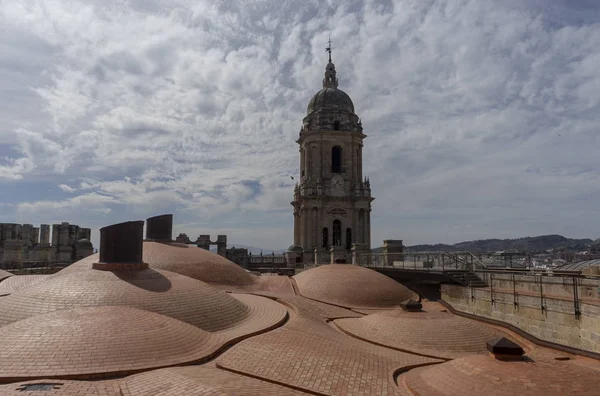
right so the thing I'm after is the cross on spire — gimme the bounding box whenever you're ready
[326,35,333,63]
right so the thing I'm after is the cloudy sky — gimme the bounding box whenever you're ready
[1,0,599,250]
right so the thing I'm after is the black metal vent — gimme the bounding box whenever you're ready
[145,214,173,241]
[99,221,144,264]
[487,337,524,357]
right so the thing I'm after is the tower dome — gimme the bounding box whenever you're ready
[302,59,362,133]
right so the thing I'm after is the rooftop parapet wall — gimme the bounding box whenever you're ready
[442,282,600,354]
[486,272,600,300]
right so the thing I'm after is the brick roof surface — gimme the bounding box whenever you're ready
[0,268,251,331]
[0,275,48,296]
[293,264,418,308]
[0,306,221,380]
[0,379,122,395]
[335,307,507,359]
[59,241,258,287]
[122,365,307,396]
[0,269,12,282]
[0,249,599,395]
[216,294,442,395]
[401,353,600,395]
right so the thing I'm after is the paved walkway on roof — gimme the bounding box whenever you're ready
[0,286,600,395]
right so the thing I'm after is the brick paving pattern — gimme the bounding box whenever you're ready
[217,293,288,340]
[335,308,506,359]
[279,295,362,319]
[0,275,48,296]
[217,295,440,396]
[293,264,418,308]
[0,379,122,396]
[0,268,252,331]
[0,247,599,395]
[58,242,258,287]
[401,353,600,395]
[0,269,12,282]
[122,365,308,395]
[0,306,223,380]
[221,275,295,295]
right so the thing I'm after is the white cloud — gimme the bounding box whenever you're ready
[58,184,76,193]
[1,0,599,249]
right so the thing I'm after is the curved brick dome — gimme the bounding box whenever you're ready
[0,269,12,282]
[335,309,504,359]
[59,241,257,286]
[0,268,251,332]
[0,275,48,296]
[402,353,600,396]
[0,306,221,380]
[124,365,307,396]
[293,264,417,308]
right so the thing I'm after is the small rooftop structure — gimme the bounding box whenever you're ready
[487,337,525,361]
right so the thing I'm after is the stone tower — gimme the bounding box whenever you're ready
[291,50,374,256]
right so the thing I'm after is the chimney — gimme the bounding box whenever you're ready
[487,337,524,361]
[145,214,173,241]
[93,221,147,270]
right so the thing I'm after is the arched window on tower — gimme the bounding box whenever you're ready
[333,220,342,246]
[346,228,352,250]
[333,120,340,130]
[332,146,342,173]
[322,228,328,248]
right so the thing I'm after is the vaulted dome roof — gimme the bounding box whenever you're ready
[0,306,220,380]
[60,241,258,287]
[0,268,252,332]
[307,87,354,115]
[293,264,417,308]
[301,60,362,133]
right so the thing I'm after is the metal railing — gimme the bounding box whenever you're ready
[354,251,487,272]
[468,267,600,320]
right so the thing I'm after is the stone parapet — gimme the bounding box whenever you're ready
[442,283,600,354]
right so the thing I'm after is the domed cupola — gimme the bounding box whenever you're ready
[302,55,362,133]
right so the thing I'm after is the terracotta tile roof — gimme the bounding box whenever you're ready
[216,293,441,396]
[0,306,221,380]
[335,308,507,359]
[58,241,258,287]
[123,365,308,395]
[0,275,48,296]
[0,379,122,395]
[0,268,251,331]
[293,264,418,308]
[0,269,13,282]
[401,353,600,395]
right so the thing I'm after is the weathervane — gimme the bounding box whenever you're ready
[326,34,333,63]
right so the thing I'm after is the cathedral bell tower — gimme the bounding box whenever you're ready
[291,44,374,256]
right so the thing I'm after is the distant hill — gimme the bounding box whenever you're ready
[373,235,594,253]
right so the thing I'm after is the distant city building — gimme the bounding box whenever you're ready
[0,222,92,267]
